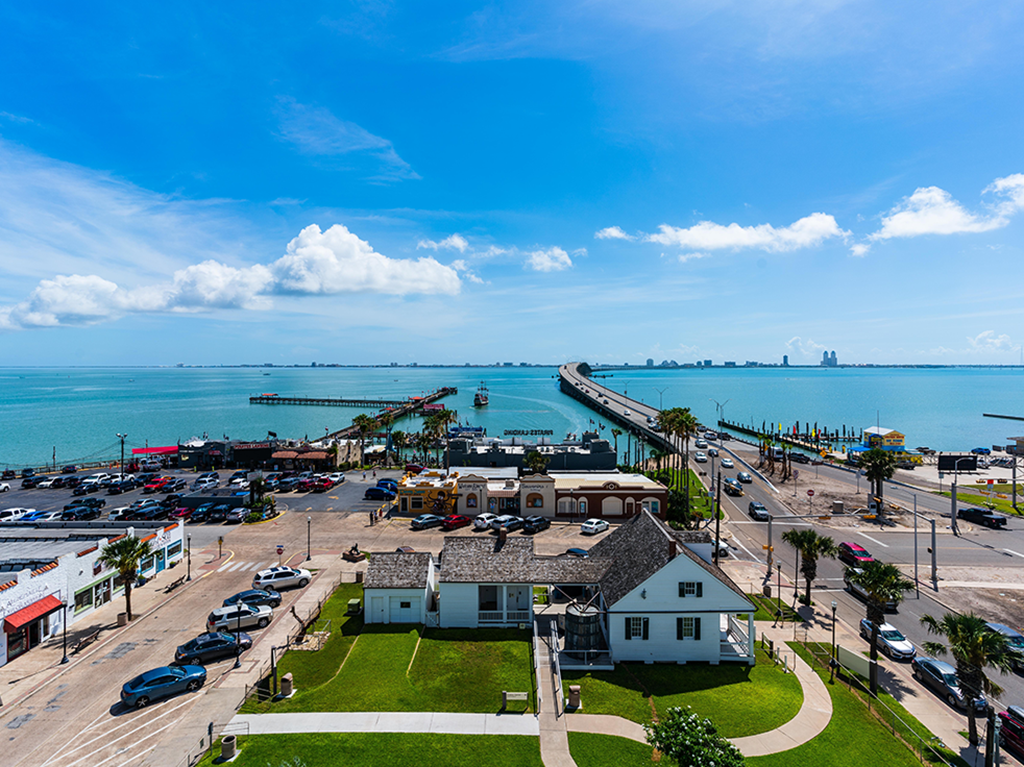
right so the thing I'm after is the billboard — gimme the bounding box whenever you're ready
[938,455,977,472]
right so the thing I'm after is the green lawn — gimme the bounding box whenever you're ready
[567,732,657,766]
[747,593,801,622]
[196,733,544,767]
[746,644,928,767]
[562,648,802,737]
[939,489,1022,516]
[246,624,535,714]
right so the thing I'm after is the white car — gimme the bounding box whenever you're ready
[108,506,133,521]
[207,603,272,632]
[193,477,218,490]
[36,477,60,489]
[30,510,63,522]
[581,518,609,535]
[720,458,734,469]
[0,482,8,492]
[694,439,708,449]
[230,477,250,489]
[327,472,345,484]
[82,473,110,487]
[623,409,631,416]
[0,508,33,522]
[473,512,499,530]
[694,452,708,463]
[252,566,312,591]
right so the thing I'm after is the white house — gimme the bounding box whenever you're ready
[363,551,436,624]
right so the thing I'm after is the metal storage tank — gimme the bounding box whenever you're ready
[564,603,603,659]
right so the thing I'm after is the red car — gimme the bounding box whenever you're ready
[838,541,874,566]
[405,464,424,474]
[442,514,471,531]
[144,477,171,494]
[312,477,333,492]
[169,506,193,519]
[297,477,316,492]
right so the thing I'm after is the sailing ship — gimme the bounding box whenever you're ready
[473,382,489,407]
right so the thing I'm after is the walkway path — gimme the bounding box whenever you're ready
[232,711,539,736]
[534,616,578,767]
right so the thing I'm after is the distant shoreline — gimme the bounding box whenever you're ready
[2,364,1024,371]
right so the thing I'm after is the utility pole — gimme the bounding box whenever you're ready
[714,471,722,566]
[116,433,127,478]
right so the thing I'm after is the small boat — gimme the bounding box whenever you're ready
[473,382,489,407]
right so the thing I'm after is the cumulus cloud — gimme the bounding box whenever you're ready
[0,224,462,330]
[867,174,1024,242]
[417,233,469,252]
[849,243,870,257]
[785,336,828,358]
[595,226,634,241]
[525,247,573,272]
[678,251,712,263]
[967,330,1015,352]
[275,97,419,181]
[647,212,847,256]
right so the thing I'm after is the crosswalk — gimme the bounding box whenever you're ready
[215,560,268,574]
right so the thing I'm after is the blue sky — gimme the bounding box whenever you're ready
[2,1,1024,366]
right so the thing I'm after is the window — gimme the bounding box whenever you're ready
[527,493,544,508]
[167,541,182,558]
[467,494,478,508]
[411,497,424,510]
[578,500,587,515]
[677,617,702,640]
[678,581,703,598]
[140,556,154,573]
[651,500,659,514]
[74,587,93,613]
[400,601,411,609]
[624,616,649,640]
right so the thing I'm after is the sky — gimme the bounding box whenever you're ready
[2,1,1024,367]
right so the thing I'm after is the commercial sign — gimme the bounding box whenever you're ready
[234,441,271,451]
[503,429,554,436]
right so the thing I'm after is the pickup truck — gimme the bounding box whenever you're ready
[956,507,1008,529]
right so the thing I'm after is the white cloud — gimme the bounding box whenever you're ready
[275,97,419,181]
[647,212,847,256]
[595,226,634,241]
[868,174,1024,242]
[525,246,573,272]
[849,243,870,257]
[785,336,829,359]
[967,330,1015,352]
[417,233,469,252]
[164,261,275,311]
[678,251,712,263]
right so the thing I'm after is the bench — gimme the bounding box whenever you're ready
[164,575,186,593]
[501,691,529,710]
[72,629,101,654]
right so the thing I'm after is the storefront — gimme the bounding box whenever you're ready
[4,595,63,661]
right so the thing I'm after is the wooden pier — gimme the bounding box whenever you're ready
[250,395,408,408]
[324,387,458,440]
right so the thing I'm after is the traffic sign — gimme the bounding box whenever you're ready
[762,545,773,551]
[793,469,799,479]
[807,489,815,497]
[276,545,284,555]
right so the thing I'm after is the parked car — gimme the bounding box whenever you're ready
[564,548,590,558]
[189,503,216,523]
[694,452,708,463]
[986,623,1024,670]
[748,501,770,521]
[107,506,133,522]
[723,478,743,496]
[522,515,551,534]
[694,439,708,449]
[971,447,992,455]
[61,465,79,474]
[24,510,62,522]
[411,514,444,530]
[364,486,396,501]
[473,512,498,530]
[21,476,45,489]
[278,477,301,492]
[581,518,609,535]
[20,468,35,478]
[0,508,32,522]
[168,507,193,520]
[143,477,170,494]
[132,506,170,521]
[35,476,60,489]
[129,498,160,512]
[223,589,282,609]
[82,473,111,488]
[107,479,136,495]
[442,514,472,531]
[73,482,102,495]
[121,665,207,709]
[789,452,811,464]
[911,656,987,712]
[0,482,8,493]
[998,706,1024,755]
[327,472,346,485]
[208,504,232,523]
[844,568,897,611]
[225,507,248,523]
[957,507,1008,529]
[377,478,397,491]
[860,619,916,660]
[491,514,523,532]
[198,471,220,481]
[312,477,333,493]
[206,603,273,632]
[66,497,106,510]
[837,542,874,566]
[720,457,734,469]
[252,566,312,591]
[174,632,252,665]
[405,464,424,474]
[61,506,101,521]
[193,477,218,491]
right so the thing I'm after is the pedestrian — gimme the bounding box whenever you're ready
[362,470,366,481]
[372,469,377,479]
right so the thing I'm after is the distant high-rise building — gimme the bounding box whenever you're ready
[703,359,712,367]
[647,358,654,367]
[822,351,829,366]
[783,354,789,366]
[830,351,838,367]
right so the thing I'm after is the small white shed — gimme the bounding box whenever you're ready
[363,552,435,625]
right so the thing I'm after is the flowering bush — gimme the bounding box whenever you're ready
[645,706,745,767]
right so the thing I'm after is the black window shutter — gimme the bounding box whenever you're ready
[676,617,683,640]
[625,616,631,640]
[694,617,701,641]
[678,582,685,598]
[696,582,703,598]
[642,617,649,641]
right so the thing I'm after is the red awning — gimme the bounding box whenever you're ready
[4,594,62,632]
[131,446,179,456]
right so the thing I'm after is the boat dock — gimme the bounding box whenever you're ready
[324,387,458,440]
[250,394,408,408]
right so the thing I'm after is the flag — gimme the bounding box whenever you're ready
[268,430,277,438]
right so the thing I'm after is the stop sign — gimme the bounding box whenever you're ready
[276,545,284,555]
[807,489,815,497]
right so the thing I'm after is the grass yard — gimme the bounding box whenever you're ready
[196,733,544,767]
[567,732,657,767]
[939,489,1022,516]
[747,593,801,622]
[247,624,535,714]
[747,644,927,767]
[563,647,802,737]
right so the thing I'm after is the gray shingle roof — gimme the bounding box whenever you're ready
[439,536,613,584]
[364,552,432,589]
[588,511,751,607]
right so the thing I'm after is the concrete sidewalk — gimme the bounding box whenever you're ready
[232,711,539,736]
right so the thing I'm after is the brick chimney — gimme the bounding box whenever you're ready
[669,539,678,559]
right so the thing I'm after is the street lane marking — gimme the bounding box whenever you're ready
[1003,549,1024,559]
[856,532,890,548]
[216,560,234,573]
[227,561,249,572]
[251,561,266,571]
[731,536,763,563]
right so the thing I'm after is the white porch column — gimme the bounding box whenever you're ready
[747,612,756,665]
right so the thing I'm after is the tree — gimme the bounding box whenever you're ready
[414,430,433,465]
[432,408,458,470]
[99,535,154,622]
[378,412,395,466]
[920,612,1024,746]
[391,430,407,463]
[860,447,897,513]
[646,706,745,767]
[845,561,914,694]
[780,529,837,604]
[248,475,266,507]
[351,414,379,466]
[524,450,550,475]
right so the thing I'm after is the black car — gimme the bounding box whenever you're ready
[21,476,45,489]
[223,589,282,609]
[789,453,811,464]
[161,493,187,508]
[64,498,106,511]
[21,468,35,478]
[278,478,301,492]
[62,507,100,521]
[73,483,101,495]
[63,475,83,488]
[208,504,232,522]
[135,473,159,485]
[174,631,252,665]
[62,465,79,474]
[108,479,136,495]
[522,516,551,534]
[957,507,1008,529]
[133,506,169,521]
[190,503,216,523]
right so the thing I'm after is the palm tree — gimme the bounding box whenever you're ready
[780,529,837,604]
[860,447,897,514]
[524,450,550,475]
[351,414,379,466]
[656,410,678,489]
[98,535,154,622]
[414,430,433,465]
[920,612,1024,745]
[432,408,458,470]
[392,430,407,463]
[675,408,699,509]
[378,412,395,466]
[845,561,914,694]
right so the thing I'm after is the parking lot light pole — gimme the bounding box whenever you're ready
[234,599,243,669]
[187,533,192,581]
[306,516,311,561]
[61,601,69,664]
[830,600,838,682]
[116,433,127,479]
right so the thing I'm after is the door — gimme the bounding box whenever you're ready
[371,597,385,623]
[390,597,418,623]
[155,549,166,573]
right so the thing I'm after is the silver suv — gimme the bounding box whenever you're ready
[252,566,311,591]
[206,603,272,632]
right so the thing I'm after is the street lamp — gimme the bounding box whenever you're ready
[60,600,69,665]
[830,600,838,682]
[234,599,243,669]
[116,433,127,479]
[186,533,192,581]
[306,515,312,561]
[950,456,973,537]
[569,489,575,524]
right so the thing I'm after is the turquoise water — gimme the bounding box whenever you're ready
[1,366,1021,468]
